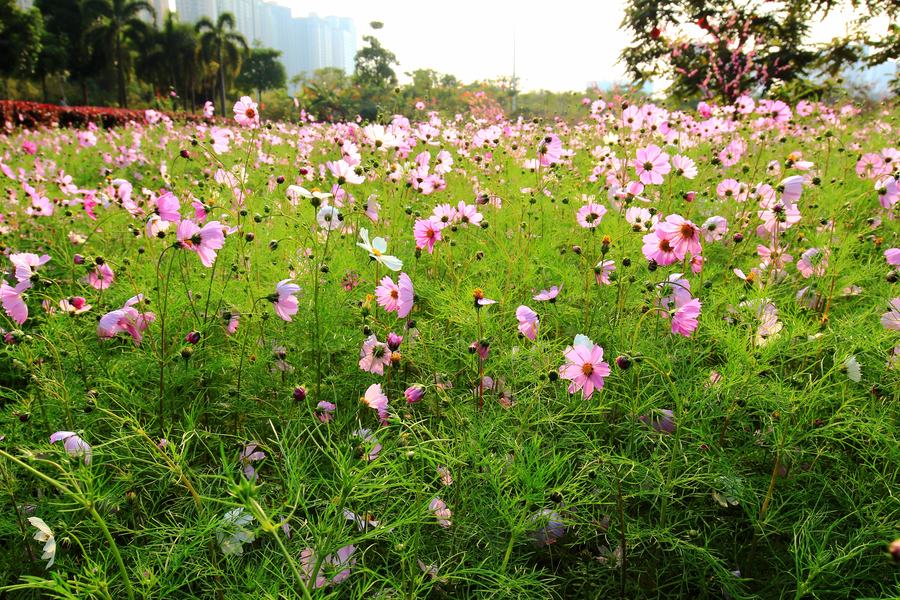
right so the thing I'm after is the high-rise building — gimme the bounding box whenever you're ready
[172,0,357,83]
[176,0,216,26]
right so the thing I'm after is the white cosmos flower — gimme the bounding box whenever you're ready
[357,228,403,271]
[844,355,861,382]
[28,517,56,568]
[316,204,342,230]
[286,185,332,205]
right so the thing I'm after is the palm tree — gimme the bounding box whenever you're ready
[136,14,201,110]
[87,0,154,108]
[196,13,248,117]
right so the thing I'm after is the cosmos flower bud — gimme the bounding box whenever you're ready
[73,254,85,265]
[180,149,191,159]
[386,332,403,351]
[293,386,307,402]
[404,385,424,404]
[185,331,200,344]
[615,355,632,370]
[276,175,285,184]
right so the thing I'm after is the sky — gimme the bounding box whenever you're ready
[173,0,893,93]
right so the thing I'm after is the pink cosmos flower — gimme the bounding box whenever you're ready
[779,175,804,204]
[672,154,697,179]
[87,263,115,290]
[375,273,414,318]
[634,144,671,185]
[233,96,259,127]
[326,159,364,185]
[10,252,51,283]
[316,401,336,423]
[177,220,226,267]
[655,214,702,259]
[886,248,900,268]
[97,294,156,345]
[881,299,900,331]
[359,335,391,375]
[155,191,180,222]
[533,286,560,302]
[558,336,611,399]
[455,201,483,226]
[701,216,728,242]
[642,230,679,266]
[671,297,701,337]
[516,305,539,341]
[538,134,563,166]
[203,100,214,118]
[414,219,443,253]
[797,248,827,278]
[362,383,389,424]
[576,202,607,229]
[1,280,30,325]
[50,431,92,464]
[595,259,616,285]
[272,279,300,321]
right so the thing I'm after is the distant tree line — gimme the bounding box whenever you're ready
[0,0,286,114]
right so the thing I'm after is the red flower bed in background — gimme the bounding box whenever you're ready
[0,100,211,129]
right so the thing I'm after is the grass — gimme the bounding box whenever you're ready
[0,99,898,599]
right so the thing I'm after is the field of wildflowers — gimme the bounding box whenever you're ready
[0,96,898,598]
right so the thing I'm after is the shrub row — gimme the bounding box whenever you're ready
[0,100,211,129]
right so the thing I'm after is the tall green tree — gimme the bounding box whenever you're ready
[86,0,155,108]
[236,47,286,103]
[196,12,248,117]
[354,35,398,90]
[0,0,44,89]
[36,0,103,104]
[620,0,900,101]
[136,13,201,110]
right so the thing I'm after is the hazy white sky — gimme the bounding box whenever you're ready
[176,0,891,92]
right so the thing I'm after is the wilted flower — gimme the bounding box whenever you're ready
[429,497,452,527]
[217,508,255,555]
[239,443,265,481]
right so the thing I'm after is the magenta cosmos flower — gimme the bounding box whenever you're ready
[177,220,226,267]
[538,134,563,166]
[516,305,539,340]
[233,96,259,127]
[576,202,607,229]
[272,279,300,321]
[414,219,443,253]
[559,335,611,399]
[634,144,671,185]
[375,272,414,318]
[50,431,92,464]
[97,294,156,345]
